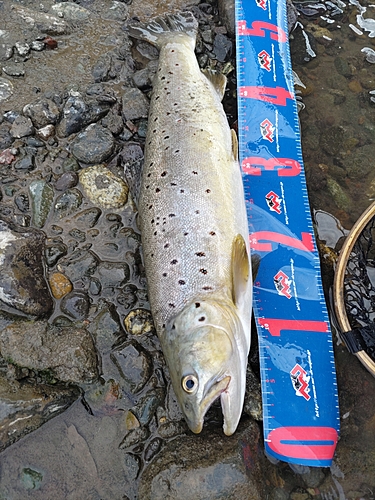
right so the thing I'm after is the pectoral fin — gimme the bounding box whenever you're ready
[231,129,238,161]
[231,234,250,308]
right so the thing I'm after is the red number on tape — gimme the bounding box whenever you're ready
[250,231,315,252]
[237,20,287,42]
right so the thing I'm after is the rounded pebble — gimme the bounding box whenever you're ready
[79,164,128,208]
[49,272,73,299]
[60,291,91,320]
[124,309,155,336]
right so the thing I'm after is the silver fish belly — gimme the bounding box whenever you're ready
[129,12,252,436]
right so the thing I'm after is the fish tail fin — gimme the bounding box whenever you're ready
[128,11,198,49]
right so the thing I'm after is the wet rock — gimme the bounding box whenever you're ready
[36,124,55,140]
[10,116,34,138]
[213,34,232,62]
[29,179,54,228]
[124,308,155,336]
[60,291,91,320]
[57,95,111,138]
[21,467,43,490]
[0,320,98,383]
[0,77,13,101]
[97,261,130,288]
[71,124,115,164]
[132,59,159,90]
[111,340,153,393]
[72,207,102,228]
[334,56,353,78]
[119,426,150,449]
[326,178,352,211]
[158,420,188,439]
[117,284,138,309]
[2,62,25,77]
[138,419,268,499]
[49,271,73,299]
[0,125,12,149]
[23,98,60,128]
[320,126,344,156]
[68,228,86,242]
[122,87,149,121]
[243,365,263,421]
[144,437,163,462]
[15,42,30,58]
[54,188,83,218]
[133,388,165,426]
[0,219,53,317]
[104,1,129,21]
[13,5,67,36]
[50,2,91,21]
[0,374,79,453]
[79,164,128,208]
[58,248,99,281]
[123,453,141,481]
[45,240,68,267]
[0,43,13,61]
[88,301,126,355]
[101,108,124,135]
[55,171,79,191]
[218,0,235,36]
[14,192,30,213]
[30,40,45,52]
[14,154,35,171]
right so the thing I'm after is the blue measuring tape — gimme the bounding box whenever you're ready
[235,0,340,466]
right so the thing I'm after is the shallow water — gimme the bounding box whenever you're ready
[1,0,375,498]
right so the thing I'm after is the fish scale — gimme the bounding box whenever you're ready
[129,12,252,436]
[140,36,245,331]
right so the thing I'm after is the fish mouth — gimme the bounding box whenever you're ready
[187,375,231,434]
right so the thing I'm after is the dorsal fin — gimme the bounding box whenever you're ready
[231,234,250,308]
[201,69,227,101]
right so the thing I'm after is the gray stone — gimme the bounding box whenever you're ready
[122,87,149,121]
[58,248,99,282]
[54,188,83,218]
[96,261,130,288]
[138,419,268,499]
[0,374,79,453]
[23,98,61,128]
[13,5,67,35]
[0,219,53,317]
[10,116,34,138]
[0,77,13,101]
[218,0,235,36]
[2,62,25,77]
[0,43,13,61]
[15,42,30,58]
[50,2,91,21]
[60,291,91,320]
[71,124,115,164]
[29,179,54,228]
[0,320,98,384]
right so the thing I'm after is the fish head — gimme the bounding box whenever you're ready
[163,299,248,436]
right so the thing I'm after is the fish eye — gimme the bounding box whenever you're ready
[182,374,198,393]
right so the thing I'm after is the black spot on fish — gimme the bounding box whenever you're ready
[171,259,178,264]
[184,232,189,236]
[161,171,167,177]
[200,269,208,275]
[151,219,155,224]
[180,189,184,193]
[209,231,216,236]
[178,280,185,285]
[195,302,200,308]
[192,171,198,175]
[154,117,158,122]
[172,324,176,329]
[153,129,157,133]
[154,231,157,235]
[164,243,169,248]
[161,76,166,80]
[206,189,211,193]
[147,173,151,177]
[203,286,213,290]
[171,49,175,52]
[198,316,205,322]
[163,272,167,277]
[146,185,150,189]
[174,149,180,154]
[165,146,169,150]
[175,63,179,66]
[196,252,205,257]
[169,71,173,74]
[155,95,160,100]
[169,303,175,308]
[195,210,199,214]
[171,182,177,186]
[164,136,169,140]
[148,204,153,209]
[169,214,175,218]
[155,188,160,193]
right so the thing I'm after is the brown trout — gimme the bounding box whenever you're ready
[128,12,252,436]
